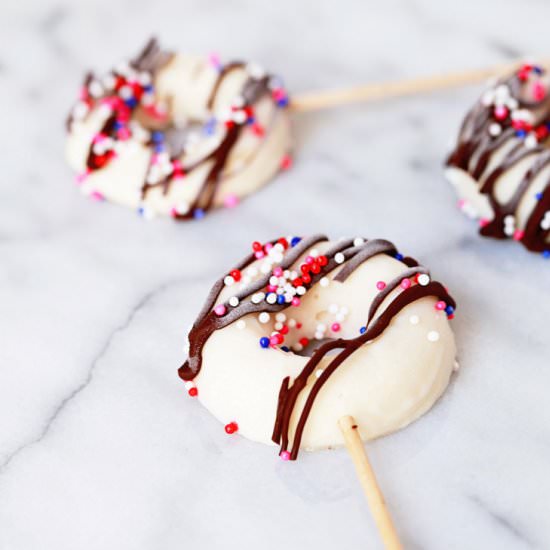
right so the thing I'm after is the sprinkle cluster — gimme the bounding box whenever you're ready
[482,64,549,146]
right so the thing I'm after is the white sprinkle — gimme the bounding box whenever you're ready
[488,123,502,137]
[293,343,303,352]
[88,80,104,97]
[314,331,324,340]
[274,322,283,331]
[275,313,286,322]
[266,293,277,304]
[525,135,538,149]
[296,286,306,296]
[252,292,265,304]
[335,253,345,264]
[269,276,279,286]
[328,303,339,314]
[247,62,266,79]
[259,312,270,324]
[320,277,329,287]
[309,248,319,257]
[353,237,364,247]
[224,275,235,286]
[427,330,440,342]
[288,319,297,328]
[274,243,284,252]
[417,274,430,286]
[316,323,327,333]
[409,315,420,325]
[236,320,246,330]
[229,296,239,307]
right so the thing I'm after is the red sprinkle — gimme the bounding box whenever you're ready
[225,422,238,434]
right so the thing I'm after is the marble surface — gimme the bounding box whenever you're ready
[1,1,549,548]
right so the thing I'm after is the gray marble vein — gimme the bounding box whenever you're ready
[1,1,550,549]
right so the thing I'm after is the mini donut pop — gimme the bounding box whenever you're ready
[66,38,291,220]
[446,62,550,256]
[179,235,458,549]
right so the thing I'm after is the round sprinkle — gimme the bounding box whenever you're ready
[292,297,301,307]
[266,293,277,304]
[427,331,440,342]
[335,253,345,264]
[275,313,286,322]
[435,301,447,311]
[417,274,430,286]
[409,315,420,325]
[331,323,341,332]
[320,277,329,287]
[259,312,270,324]
[376,281,386,291]
[280,450,291,461]
[214,305,226,316]
[353,237,365,247]
[236,320,246,330]
[224,275,235,286]
[359,326,367,334]
[229,296,239,307]
[259,337,270,348]
[400,278,411,290]
[224,422,238,434]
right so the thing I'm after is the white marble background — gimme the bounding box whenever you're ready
[1,1,549,548]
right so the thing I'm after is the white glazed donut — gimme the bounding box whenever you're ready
[179,235,458,460]
[66,39,292,220]
[445,62,550,257]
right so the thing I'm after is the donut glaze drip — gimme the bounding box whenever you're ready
[446,63,550,254]
[66,38,290,219]
[179,236,456,460]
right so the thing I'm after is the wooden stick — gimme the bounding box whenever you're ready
[338,415,403,550]
[291,58,548,112]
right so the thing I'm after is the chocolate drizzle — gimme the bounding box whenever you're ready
[67,39,288,220]
[446,67,550,253]
[179,235,455,460]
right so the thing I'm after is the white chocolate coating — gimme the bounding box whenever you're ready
[191,241,457,451]
[66,53,292,218]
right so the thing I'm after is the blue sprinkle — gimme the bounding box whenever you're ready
[154,144,164,153]
[291,237,302,247]
[516,129,527,138]
[395,253,404,261]
[259,337,270,348]
[277,97,289,108]
[113,121,124,130]
[277,295,285,305]
[359,326,367,334]
[534,66,543,75]
[204,117,217,136]
[247,116,256,125]
[124,97,138,108]
[143,84,154,93]
[137,206,145,216]
[152,131,165,144]
[193,208,205,220]
[546,122,550,131]
[536,192,544,201]
[445,305,455,315]
[281,346,290,352]
[543,250,550,259]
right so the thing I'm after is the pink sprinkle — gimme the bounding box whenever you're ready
[479,218,490,228]
[513,229,525,241]
[494,106,508,121]
[254,251,265,259]
[533,82,546,101]
[117,128,131,140]
[273,267,283,277]
[400,278,411,290]
[280,154,292,171]
[376,281,386,291]
[291,297,301,307]
[270,334,283,346]
[79,87,88,101]
[305,256,314,265]
[208,52,222,69]
[267,285,277,292]
[89,191,105,202]
[265,243,274,252]
[223,193,239,208]
[435,301,447,311]
[214,305,226,316]
[172,159,183,171]
[170,207,178,218]
[331,323,341,332]
[75,171,89,185]
[458,199,466,209]
[280,450,291,461]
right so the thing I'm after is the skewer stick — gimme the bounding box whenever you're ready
[291,58,548,112]
[338,415,403,550]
